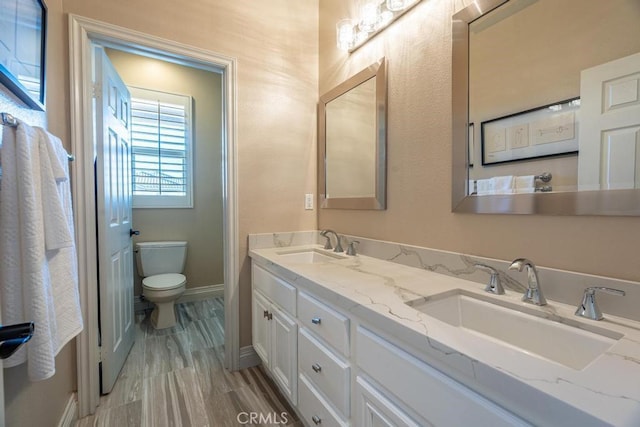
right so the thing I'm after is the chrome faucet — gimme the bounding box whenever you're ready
[509,258,547,306]
[320,229,343,253]
[320,230,333,250]
[474,263,505,295]
[575,287,625,320]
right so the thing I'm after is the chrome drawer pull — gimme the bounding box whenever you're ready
[311,317,322,325]
[267,312,272,320]
[312,363,322,373]
[263,310,269,318]
[312,415,322,424]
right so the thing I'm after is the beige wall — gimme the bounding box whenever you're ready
[318,0,640,284]
[62,0,319,350]
[105,49,224,293]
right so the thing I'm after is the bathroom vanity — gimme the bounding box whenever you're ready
[249,233,640,427]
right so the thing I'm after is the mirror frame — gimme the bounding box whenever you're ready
[319,57,387,210]
[452,0,640,216]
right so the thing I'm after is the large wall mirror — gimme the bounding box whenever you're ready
[452,0,640,215]
[319,58,386,209]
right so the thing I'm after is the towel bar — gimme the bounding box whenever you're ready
[1,112,74,161]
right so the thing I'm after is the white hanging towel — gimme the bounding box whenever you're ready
[515,175,536,193]
[476,178,494,195]
[492,175,515,194]
[0,123,83,381]
[37,127,83,356]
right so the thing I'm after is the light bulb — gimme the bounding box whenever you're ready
[386,0,406,11]
[358,1,380,33]
[336,19,355,51]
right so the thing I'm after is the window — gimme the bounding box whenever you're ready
[130,87,193,208]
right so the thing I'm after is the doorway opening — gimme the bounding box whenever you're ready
[69,15,239,417]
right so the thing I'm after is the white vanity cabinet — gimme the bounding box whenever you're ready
[355,327,529,427]
[296,291,351,426]
[251,260,528,426]
[354,376,423,427]
[251,265,298,404]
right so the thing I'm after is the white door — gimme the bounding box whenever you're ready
[270,304,297,404]
[578,52,640,191]
[252,290,271,366]
[94,47,135,394]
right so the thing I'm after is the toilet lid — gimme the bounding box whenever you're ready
[142,273,186,290]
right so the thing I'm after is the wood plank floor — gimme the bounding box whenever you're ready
[76,298,301,427]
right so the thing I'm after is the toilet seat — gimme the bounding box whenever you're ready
[142,273,186,291]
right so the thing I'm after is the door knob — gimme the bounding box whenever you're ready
[129,229,140,237]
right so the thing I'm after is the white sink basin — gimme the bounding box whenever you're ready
[276,248,346,264]
[407,290,622,370]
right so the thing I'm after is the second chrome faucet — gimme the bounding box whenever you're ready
[509,258,547,306]
[320,229,359,256]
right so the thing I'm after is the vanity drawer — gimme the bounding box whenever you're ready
[298,373,349,427]
[356,327,528,427]
[298,291,350,356]
[299,327,350,417]
[252,264,296,315]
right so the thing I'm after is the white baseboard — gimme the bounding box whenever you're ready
[57,393,78,427]
[135,284,224,313]
[239,345,261,369]
[178,284,224,303]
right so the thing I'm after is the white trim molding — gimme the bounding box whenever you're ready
[57,393,78,427]
[177,284,225,303]
[239,346,262,369]
[68,14,239,417]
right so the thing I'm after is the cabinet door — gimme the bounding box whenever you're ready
[271,304,298,404]
[252,290,271,367]
[355,377,423,427]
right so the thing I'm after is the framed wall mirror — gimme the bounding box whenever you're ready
[452,0,640,215]
[0,0,47,110]
[319,58,386,210]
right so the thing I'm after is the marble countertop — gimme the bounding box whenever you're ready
[249,245,640,427]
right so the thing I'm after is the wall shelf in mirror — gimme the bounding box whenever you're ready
[452,0,640,215]
[319,58,386,210]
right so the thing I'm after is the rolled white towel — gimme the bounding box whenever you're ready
[492,175,515,194]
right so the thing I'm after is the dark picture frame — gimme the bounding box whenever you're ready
[0,0,47,111]
[481,98,581,166]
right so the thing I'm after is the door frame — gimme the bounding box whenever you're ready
[68,15,240,417]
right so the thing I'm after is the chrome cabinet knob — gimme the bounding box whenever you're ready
[312,363,322,373]
[311,317,322,325]
[312,415,322,424]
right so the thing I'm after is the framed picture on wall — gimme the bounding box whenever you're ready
[0,0,47,111]
[481,98,581,166]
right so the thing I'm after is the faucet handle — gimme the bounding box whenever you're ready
[320,230,332,250]
[346,240,360,256]
[474,263,505,295]
[575,287,626,321]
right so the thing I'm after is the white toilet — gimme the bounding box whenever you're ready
[136,241,188,329]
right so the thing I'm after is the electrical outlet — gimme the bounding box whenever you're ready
[305,193,314,210]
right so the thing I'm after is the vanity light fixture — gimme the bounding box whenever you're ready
[336,0,423,52]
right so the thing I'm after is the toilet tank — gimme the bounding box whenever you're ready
[136,241,187,277]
